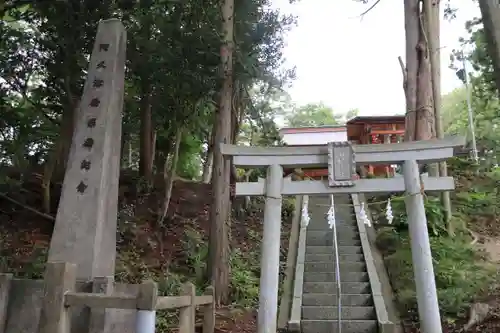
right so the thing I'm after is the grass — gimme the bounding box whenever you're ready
[377,227,494,320]
[373,159,500,324]
[149,226,263,330]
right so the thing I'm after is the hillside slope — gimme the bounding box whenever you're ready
[0,171,293,332]
[371,160,500,333]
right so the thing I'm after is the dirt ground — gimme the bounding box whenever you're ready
[0,176,280,332]
[214,308,257,333]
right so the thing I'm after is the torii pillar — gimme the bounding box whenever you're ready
[48,19,126,281]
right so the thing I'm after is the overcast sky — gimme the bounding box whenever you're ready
[271,0,481,117]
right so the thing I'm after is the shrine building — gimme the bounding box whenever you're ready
[279,115,405,179]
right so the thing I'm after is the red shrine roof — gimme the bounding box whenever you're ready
[346,115,405,125]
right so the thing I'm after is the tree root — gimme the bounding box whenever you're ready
[466,227,480,245]
[463,302,490,331]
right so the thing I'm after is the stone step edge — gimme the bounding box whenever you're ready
[304,261,367,265]
[304,260,365,264]
[301,319,378,323]
[303,281,370,285]
[302,292,373,296]
[301,305,375,309]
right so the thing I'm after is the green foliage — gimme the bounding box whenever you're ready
[345,108,360,121]
[282,196,296,221]
[375,162,499,322]
[115,224,264,330]
[230,248,260,307]
[181,226,209,285]
[248,195,296,222]
[0,240,47,279]
[455,190,498,216]
[176,134,204,180]
[378,228,493,318]
[452,165,500,218]
[0,0,295,183]
[445,17,500,168]
[181,227,261,307]
[284,102,342,127]
[446,156,479,176]
[384,196,447,236]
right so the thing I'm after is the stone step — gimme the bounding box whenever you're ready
[307,225,359,234]
[302,293,373,306]
[307,222,358,229]
[305,262,366,273]
[301,319,377,333]
[303,282,371,294]
[308,215,357,225]
[302,306,376,320]
[306,236,361,247]
[306,228,359,240]
[305,245,363,255]
[308,213,355,223]
[305,253,364,262]
[304,271,369,283]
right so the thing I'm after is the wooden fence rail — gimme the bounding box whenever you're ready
[37,262,215,333]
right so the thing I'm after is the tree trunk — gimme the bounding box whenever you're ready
[128,140,133,168]
[202,129,215,184]
[41,103,78,213]
[157,128,183,225]
[403,0,435,142]
[229,81,244,204]
[55,104,78,178]
[403,0,420,142]
[138,0,154,183]
[244,173,251,209]
[139,87,153,182]
[478,0,500,95]
[151,130,157,172]
[420,0,438,177]
[207,0,234,305]
[423,0,453,231]
[415,29,434,141]
[231,81,244,145]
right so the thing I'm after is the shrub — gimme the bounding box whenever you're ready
[380,230,494,318]
[388,196,447,236]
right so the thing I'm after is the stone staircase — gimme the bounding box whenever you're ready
[301,194,378,333]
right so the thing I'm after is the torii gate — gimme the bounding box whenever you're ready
[221,136,465,333]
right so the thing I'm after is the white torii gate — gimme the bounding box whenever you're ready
[221,136,465,333]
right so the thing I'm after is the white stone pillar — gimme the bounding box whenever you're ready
[257,164,283,333]
[403,160,442,333]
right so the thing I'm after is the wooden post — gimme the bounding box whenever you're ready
[136,280,158,333]
[179,282,196,333]
[38,262,77,333]
[403,160,442,333]
[202,286,215,333]
[257,164,283,333]
[0,273,12,333]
